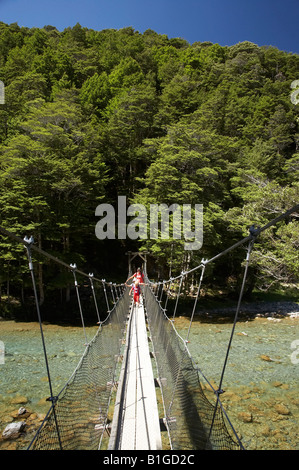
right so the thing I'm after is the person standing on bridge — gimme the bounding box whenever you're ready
[126,267,144,285]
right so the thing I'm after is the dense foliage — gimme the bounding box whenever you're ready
[0,22,298,315]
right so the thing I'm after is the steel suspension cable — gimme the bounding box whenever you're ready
[148,203,299,286]
[140,206,298,450]
[1,224,130,450]
[208,238,255,442]
[110,282,116,305]
[159,282,164,303]
[70,263,88,345]
[172,273,184,320]
[185,262,206,343]
[24,237,63,450]
[164,278,174,312]
[89,273,101,325]
[102,280,110,314]
[0,225,105,283]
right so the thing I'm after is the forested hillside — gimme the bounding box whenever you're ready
[0,22,298,315]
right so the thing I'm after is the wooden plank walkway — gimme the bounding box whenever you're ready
[108,299,162,450]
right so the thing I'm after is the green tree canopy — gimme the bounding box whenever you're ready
[0,23,298,315]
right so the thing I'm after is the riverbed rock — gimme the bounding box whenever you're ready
[0,440,18,450]
[260,354,273,362]
[18,407,27,415]
[25,412,45,427]
[37,397,48,407]
[272,381,289,390]
[274,403,290,416]
[238,412,253,423]
[260,424,271,437]
[2,421,26,440]
[11,407,32,419]
[10,395,28,405]
[290,312,299,319]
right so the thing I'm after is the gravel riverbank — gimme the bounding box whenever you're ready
[195,300,299,319]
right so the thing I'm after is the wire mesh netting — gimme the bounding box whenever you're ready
[29,288,129,450]
[143,285,242,450]
[2,205,298,451]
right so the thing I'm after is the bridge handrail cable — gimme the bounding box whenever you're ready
[143,203,298,449]
[0,203,298,450]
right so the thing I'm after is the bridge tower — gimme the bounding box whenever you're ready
[126,251,149,276]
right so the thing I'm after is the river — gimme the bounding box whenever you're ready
[0,309,298,450]
[174,311,299,450]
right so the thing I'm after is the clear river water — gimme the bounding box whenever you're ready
[0,311,298,450]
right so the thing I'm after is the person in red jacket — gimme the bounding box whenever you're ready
[126,267,144,285]
[130,280,141,307]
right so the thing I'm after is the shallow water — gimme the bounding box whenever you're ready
[0,315,298,450]
[174,315,299,450]
[0,321,99,450]
[0,322,98,403]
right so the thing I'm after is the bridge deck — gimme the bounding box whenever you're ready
[108,298,162,450]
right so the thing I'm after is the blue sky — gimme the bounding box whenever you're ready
[0,0,298,54]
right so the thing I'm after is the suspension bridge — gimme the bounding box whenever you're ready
[0,204,298,451]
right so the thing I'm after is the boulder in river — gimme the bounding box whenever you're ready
[2,422,26,440]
